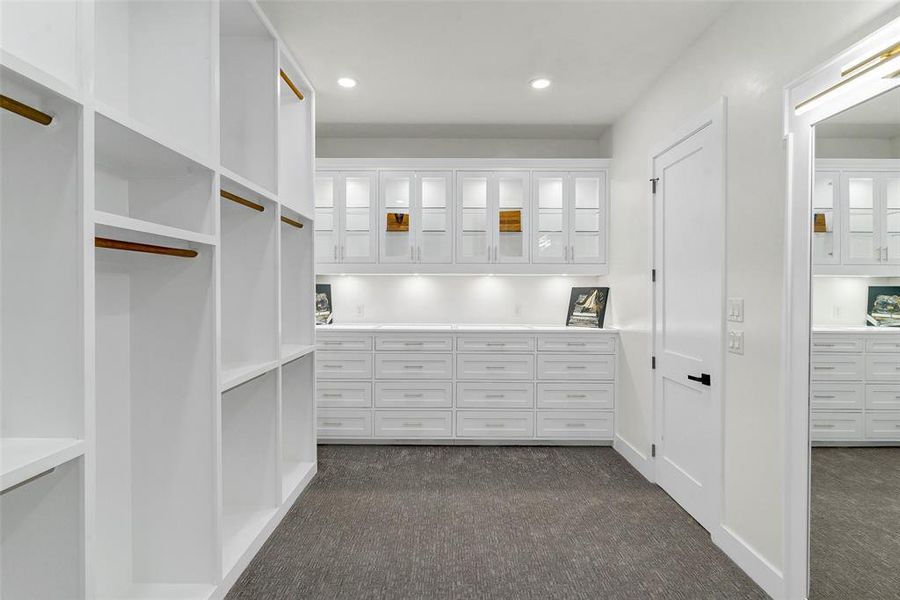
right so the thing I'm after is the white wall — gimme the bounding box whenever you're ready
[317,136,609,159]
[816,136,900,158]
[317,275,610,325]
[812,277,900,326]
[606,0,896,585]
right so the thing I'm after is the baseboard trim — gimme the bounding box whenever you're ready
[613,435,655,482]
[712,524,784,600]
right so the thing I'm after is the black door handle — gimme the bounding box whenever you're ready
[687,373,711,386]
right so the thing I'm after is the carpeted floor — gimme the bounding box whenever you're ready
[810,447,900,600]
[226,445,766,600]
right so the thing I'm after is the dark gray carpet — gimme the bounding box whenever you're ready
[810,447,900,600]
[227,445,766,600]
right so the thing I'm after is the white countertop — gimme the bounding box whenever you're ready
[317,323,618,333]
[813,325,900,334]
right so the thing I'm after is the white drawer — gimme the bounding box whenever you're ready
[865,411,900,440]
[537,335,616,353]
[866,385,900,410]
[456,382,534,409]
[537,354,615,380]
[536,411,614,440]
[375,334,453,352]
[809,354,864,381]
[374,410,452,438]
[374,353,453,379]
[318,409,372,438]
[810,335,863,353]
[317,335,373,351]
[865,337,900,353]
[457,335,535,352]
[537,383,615,410]
[809,383,864,411]
[866,354,900,381]
[456,354,534,380]
[810,411,863,442]
[316,381,372,408]
[375,381,453,408]
[316,351,373,379]
[456,411,534,439]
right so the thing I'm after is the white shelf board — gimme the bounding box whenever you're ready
[280,344,316,365]
[219,166,278,205]
[222,506,278,576]
[99,583,216,600]
[94,211,216,247]
[221,360,279,392]
[281,460,315,503]
[0,49,84,106]
[1,437,84,492]
[94,101,216,173]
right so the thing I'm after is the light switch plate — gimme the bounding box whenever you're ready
[727,298,744,322]
[728,329,744,355]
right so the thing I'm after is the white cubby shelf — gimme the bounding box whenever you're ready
[1,1,317,599]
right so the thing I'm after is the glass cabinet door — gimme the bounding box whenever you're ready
[341,173,377,263]
[570,172,606,263]
[417,172,452,263]
[885,175,900,264]
[812,171,840,265]
[380,172,414,263]
[532,172,567,263]
[456,172,490,263]
[843,174,880,264]
[314,174,339,263]
[495,172,529,263]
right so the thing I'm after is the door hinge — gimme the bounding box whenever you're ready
[650,177,659,194]
[651,444,656,458]
[651,269,656,282]
[651,356,656,370]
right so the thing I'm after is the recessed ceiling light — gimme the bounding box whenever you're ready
[530,78,551,90]
[337,77,357,89]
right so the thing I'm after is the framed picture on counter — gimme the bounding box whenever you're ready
[316,283,333,325]
[566,287,609,328]
[867,286,900,327]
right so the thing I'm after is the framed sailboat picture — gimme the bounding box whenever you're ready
[566,287,609,328]
[316,283,333,325]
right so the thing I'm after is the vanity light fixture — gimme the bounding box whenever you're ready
[530,78,551,90]
[337,77,357,89]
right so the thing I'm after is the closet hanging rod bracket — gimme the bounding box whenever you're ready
[95,237,198,258]
[1,94,53,126]
[220,189,265,212]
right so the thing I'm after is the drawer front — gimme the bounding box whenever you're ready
[537,335,616,353]
[456,382,534,409]
[375,382,453,408]
[374,410,452,438]
[457,335,535,352]
[809,354,864,381]
[316,351,373,379]
[316,381,372,408]
[866,354,900,381]
[865,338,900,353]
[375,353,453,380]
[537,383,615,410]
[318,409,372,438]
[317,335,373,351]
[536,411,614,440]
[810,335,863,353]
[810,412,863,441]
[537,354,615,380]
[456,411,534,439]
[456,354,534,380]
[866,411,900,440]
[866,385,900,410]
[375,335,453,352]
[809,383,864,411]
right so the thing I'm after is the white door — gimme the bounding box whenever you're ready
[653,101,725,532]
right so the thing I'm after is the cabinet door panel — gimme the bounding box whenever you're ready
[496,172,529,263]
[380,172,414,262]
[418,172,452,263]
[843,174,880,264]
[812,171,840,265]
[342,173,377,263]
[885,175,900,263]
[456,172,490,263]
[533,173,567,263]
[315,174,339,263]
[571,172,606,264]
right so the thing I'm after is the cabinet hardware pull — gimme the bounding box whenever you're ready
[486,342,506,346]
[815,424,835,429]
[404,341,424,345]
[814,343,836,347]
[0,94,53,126]
[403,393,424,398]
[485,394,506,398]
[814,395,836,399]
[566,394,587,398]
[322,393,343,397]
[95,237,198,258]
[334,245,338,260]
[565,422,587,428]
[322,421,343,426]
[567,365,587,369]
[567,342,587,346]
[484,423,505,428]
[402,422,423,427]
[323,364,344,368]
[221,189,265,212]
[403,365,424,369]
[280,69,305,101]
[485,365,505,369]
[813,366,835,370]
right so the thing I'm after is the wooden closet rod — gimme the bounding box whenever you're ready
[95,237,198,258]
[281,216,304,229]
[220,189,265,212]
[1,94,53,126]
[280,69,305,101]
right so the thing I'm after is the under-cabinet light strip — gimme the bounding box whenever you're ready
[95,237,198,258]
[280,69,305,101]
[0,94,53,126]
[220,189,265,212]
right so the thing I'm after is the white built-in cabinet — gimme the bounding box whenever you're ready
[316,159,610,274]
[814,160,900,273]
[0,2,317,599]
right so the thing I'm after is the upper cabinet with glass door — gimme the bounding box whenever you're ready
[314,172,377,265]
[456,171,530,265]
[532,171,607,265]
[380,171,453,264]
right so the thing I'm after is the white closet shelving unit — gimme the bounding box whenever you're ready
[0,1,317,599]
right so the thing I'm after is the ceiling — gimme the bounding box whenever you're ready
[818,85,900,139]
[260,1,730,136]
